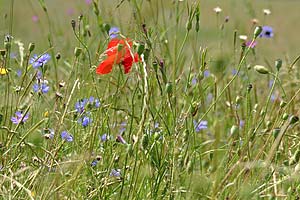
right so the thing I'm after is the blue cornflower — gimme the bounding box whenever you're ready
[91,160,98,167]
[193,120,208,132]
[11,111,29,124]
[29,53,51,68]
[101,133,109,142]
[191,76,197,85]
[110,169,121,177]
[259,26,274,38]
[78,115,92,127]
[33,80,50,94]
[61,131,73,142]
[43,128,55,139]
[109,27,120,39]
[75,98,88,114]
[204,70,210,77]
[95,99,100,108]
[16,70,22,77]
[239,120,245,128]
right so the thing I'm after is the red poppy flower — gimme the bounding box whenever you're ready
[96,38,139,74]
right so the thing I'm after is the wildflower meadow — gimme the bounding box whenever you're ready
[1,0,300,199]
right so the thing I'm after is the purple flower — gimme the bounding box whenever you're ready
[109,27,120,39]
[259,26,274,38]
[61,131,73,142]
[10,52,17,59]
[11,111,29,124]
[17,70,22,77]
[43,128,55,139]
[191,76,197,85]
[193,120,208,132]
[204,70,210,77]
[246,40,257,48]
[91,160,98,167]
[33,80,50,94]
[110,168,121,177]
[239,120,245,128]
[29,53,51,68]
[117,135,127,144]
[75,98,88,114]
[101,133,109,142]
[78,115,92,127]
[32,15,39,22]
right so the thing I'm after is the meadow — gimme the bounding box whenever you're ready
[1,0,300,199]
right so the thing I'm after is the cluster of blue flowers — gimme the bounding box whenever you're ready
[75,97,100,127]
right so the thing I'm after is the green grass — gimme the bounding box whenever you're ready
[1,0,300,199]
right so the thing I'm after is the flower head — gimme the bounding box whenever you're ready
[61,131,73,142]
[85,0,92,5]
[96,38,139,74]
[33,80,50,94]
[259,26,274,38]
[43,128,55,139]
[11,111,29,124]
[78,115,92,127]
[263,9,271,15]
[0,68,8,75]
[193,120,208,132]
[109,27,120,39]
[213,6,222,14]
[101,133,109,142]
[110,169,121,177]
[29,53,51,68]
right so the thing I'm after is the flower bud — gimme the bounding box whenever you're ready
[272,128,280,138]
[235,96,242,105]
[71,19,76,30]
[280,101,287,108]
[28,43,35,52]
[289,115,299,125]
[0,49,6,57]
[254,65,269,74]
[56,52,61,60]
[254,26,262,38]
[74,47,82,57]
[275,59,282,71]
[165,82,173,94]
[230,125,239,137]
[137,43,145,56]
[282,113,289,121]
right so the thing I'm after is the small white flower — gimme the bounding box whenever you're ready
[213,6,222,14]
[239,35,248,41]
[263,9,271,15]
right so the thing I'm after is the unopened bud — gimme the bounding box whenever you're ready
[71,19,76,30]
[254,26,263,38]
[235,96,242,105]
[137,43,145,56]
[282,113,289,121]
[290,115,299,125]
[56,52,61,60]
[272,128,280,138]
[74,47,82,57]
[165,82,173,94]
[275,59,282,71]
[28,43,35,52]
[280,101,287,108]
[254,65,269,74]
[0,49,6,57]
[230,125,239,137]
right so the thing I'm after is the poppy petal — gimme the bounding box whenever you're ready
[96,56,115,74]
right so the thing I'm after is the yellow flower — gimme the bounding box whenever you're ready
[0,67,8,75]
